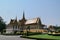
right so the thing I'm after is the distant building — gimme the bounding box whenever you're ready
[48,25,60,32]
[6,12,46,33]
[48,25,56,32]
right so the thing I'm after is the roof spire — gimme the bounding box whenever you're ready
[23,11,25,19]
[15,16,17,21]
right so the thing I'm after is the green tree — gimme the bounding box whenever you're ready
[0,16,6,34]
[27,26,30,31]
[26,26,30,36]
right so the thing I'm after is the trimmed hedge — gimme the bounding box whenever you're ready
[20,31,42,36]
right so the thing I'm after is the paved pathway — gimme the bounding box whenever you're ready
[0,35,35,40]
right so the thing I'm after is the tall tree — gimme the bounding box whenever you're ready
[0,16,6,33]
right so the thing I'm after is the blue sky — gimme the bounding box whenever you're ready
[0,0,60,26]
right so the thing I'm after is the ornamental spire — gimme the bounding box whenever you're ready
[23,11,25,20]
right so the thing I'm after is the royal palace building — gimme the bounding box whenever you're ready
[6,12,46,33]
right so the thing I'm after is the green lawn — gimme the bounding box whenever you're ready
[27,34,60,40]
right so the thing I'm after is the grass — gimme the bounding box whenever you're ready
[27,34,60,40]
